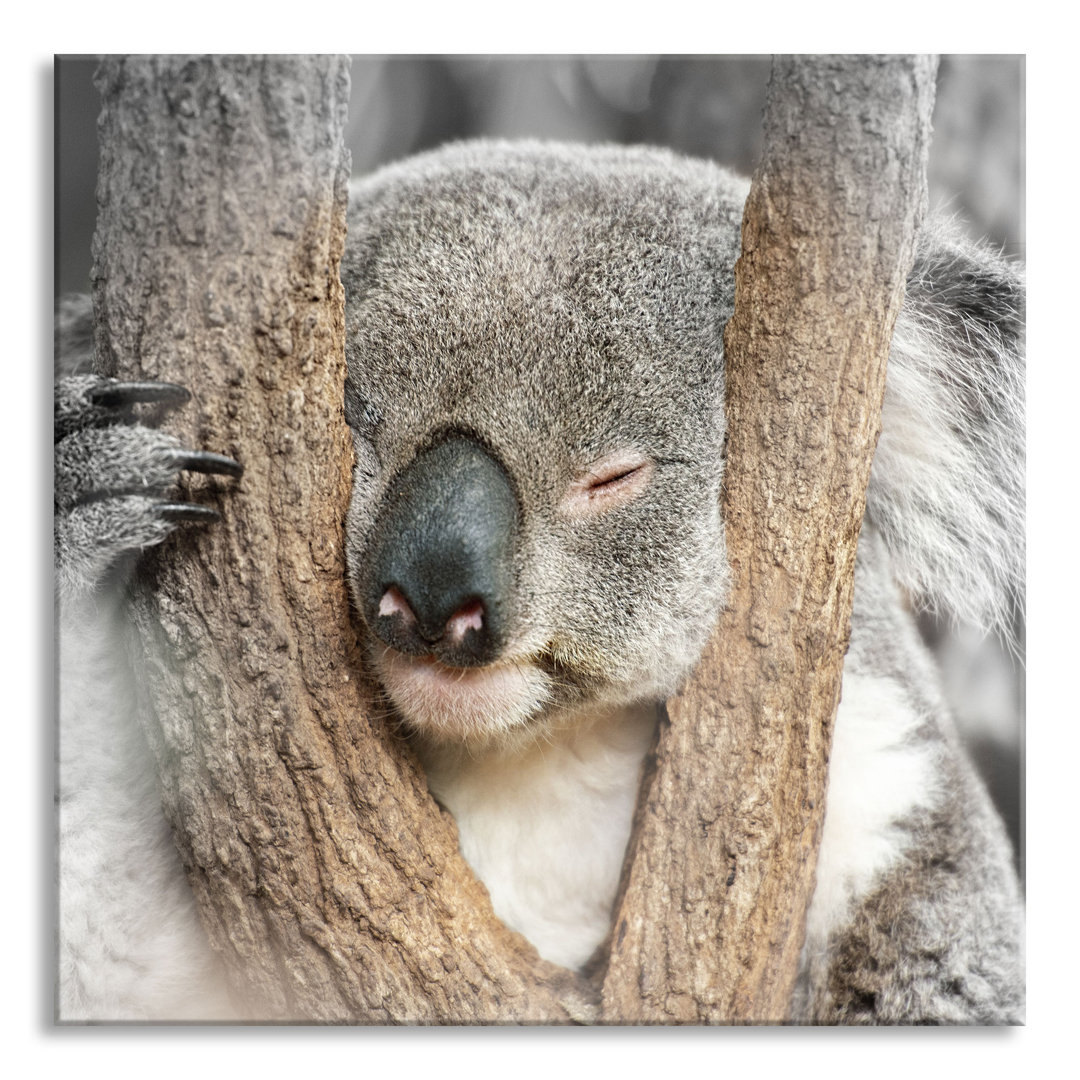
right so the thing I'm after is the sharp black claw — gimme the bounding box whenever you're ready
[90,381,192,408]
[158,503,221,525]
[168,450,244,479]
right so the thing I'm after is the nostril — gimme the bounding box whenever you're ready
[379,585,416,624]
[445,599,485,646]
[374,585,439,654]
[378,584,441,644]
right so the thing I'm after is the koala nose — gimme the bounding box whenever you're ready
[363,436,518,667]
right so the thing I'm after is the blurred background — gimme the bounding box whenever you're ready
[54,55,1025,874]
[56,56,1025,295]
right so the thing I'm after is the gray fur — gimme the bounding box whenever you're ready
[54,375,193,603]
[55,369,239,1019]
[343,142,745,721]
[56,138,1024,1023]
[55,294,94,378]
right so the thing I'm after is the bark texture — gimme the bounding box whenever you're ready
[601,55,937,1022]
[94,55,593,1023]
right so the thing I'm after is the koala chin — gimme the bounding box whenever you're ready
[374,649,555,746]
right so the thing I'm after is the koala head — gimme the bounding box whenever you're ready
[341,141,747,750]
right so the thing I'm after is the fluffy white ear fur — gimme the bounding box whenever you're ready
[869,220,1024,638]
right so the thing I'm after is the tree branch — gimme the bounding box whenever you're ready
[95,54,594,1023]
[602,54,937,1023]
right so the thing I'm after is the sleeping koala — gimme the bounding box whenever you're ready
[56,140,1024,1023]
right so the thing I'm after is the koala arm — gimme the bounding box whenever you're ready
[55,305,240,1019]
[794,528,1024,1024]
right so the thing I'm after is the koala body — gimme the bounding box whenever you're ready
[56,140,1024,1022]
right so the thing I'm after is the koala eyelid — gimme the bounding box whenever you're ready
[559,451,654,518]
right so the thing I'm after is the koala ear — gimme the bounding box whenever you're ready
[866,219,1024,637]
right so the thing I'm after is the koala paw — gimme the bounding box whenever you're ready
[55,375,242,600]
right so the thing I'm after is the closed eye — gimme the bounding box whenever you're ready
[560,450,654,517]
[589,462,646,491]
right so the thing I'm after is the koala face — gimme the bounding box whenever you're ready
[341,141,748,748]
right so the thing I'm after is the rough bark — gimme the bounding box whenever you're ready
[601,55,937,1022]
[94,55,593,1023]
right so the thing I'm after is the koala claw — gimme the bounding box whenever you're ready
[56,375,194,441]
[89,380,192,409]
[166,449,244,480]
[158,502,222,525]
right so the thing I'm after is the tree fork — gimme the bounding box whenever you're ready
[601,55,937,1022]
[91,53,936,1023]
[93,55,594,1023]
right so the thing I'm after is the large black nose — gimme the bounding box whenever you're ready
[363,436,518,667]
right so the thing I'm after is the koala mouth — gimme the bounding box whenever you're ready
[372,644,553,746]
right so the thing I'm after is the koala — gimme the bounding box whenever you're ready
[56,139,1024,1023]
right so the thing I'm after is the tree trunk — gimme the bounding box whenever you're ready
[94,54,934,1022]
[94,55,593,1023]
[601,55,936,1022]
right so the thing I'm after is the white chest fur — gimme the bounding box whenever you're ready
[419,702,658,970]
[419,669,938,973]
